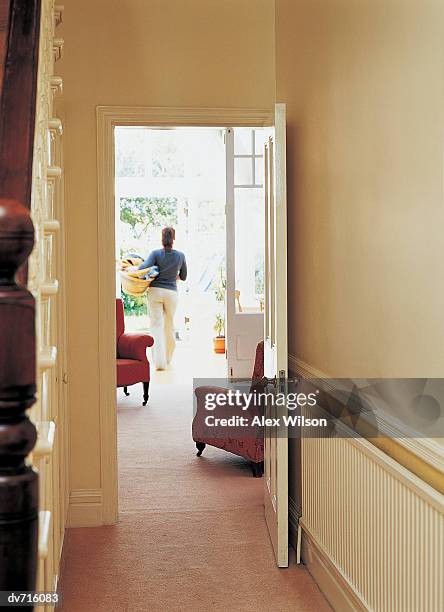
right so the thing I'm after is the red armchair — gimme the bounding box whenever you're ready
[192,341,265,477]
[116,298,154,405]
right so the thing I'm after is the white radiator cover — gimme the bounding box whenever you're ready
[301,434,444,611]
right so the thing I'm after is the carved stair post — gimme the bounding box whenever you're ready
[0,198,38,591]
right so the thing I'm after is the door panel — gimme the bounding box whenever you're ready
[226,127,264,378]
[264,103,288,567]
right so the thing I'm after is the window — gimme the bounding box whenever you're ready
[151,131,185,178]
[115,128,145,178]
[233,128,265,313]
[234,128,265,187]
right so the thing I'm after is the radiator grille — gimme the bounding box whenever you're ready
[301,435,444,611]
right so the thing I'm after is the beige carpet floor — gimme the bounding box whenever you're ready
[60,381,330,612]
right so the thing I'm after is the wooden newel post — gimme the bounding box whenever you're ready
[0,197,38,591]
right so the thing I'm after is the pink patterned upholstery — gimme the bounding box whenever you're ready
[192,341,265,466]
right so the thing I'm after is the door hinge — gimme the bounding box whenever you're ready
[278,369,286,393]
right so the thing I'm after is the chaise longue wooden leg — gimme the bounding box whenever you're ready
[123,386,130,396]
[143,382,149,406]
[251,461,264,478]
[196,442,206,456]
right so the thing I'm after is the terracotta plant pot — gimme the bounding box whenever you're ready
[213,337,225,354]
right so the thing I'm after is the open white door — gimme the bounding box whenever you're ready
[264,104,288,567]
[226,127,265,379]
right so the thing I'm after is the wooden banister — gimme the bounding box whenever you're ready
[0,3,11,96]
[0,1,41,206]
[0,0,41,597]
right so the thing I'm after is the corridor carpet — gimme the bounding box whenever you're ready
[60,383,331,612]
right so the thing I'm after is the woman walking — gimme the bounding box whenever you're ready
[139,227,187,370]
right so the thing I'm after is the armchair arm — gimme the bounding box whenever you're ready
[117,332,154,362]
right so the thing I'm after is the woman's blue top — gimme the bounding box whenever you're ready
[138,248,187,291]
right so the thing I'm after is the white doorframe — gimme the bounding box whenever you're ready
[96,106,273,523]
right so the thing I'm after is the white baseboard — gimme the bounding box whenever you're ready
[289,500,365,610]
[301,525,368,612]
[67,489,103,527]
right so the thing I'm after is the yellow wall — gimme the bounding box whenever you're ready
[60,0,443,522]
[276,0,444,378]
[57,0,275,517]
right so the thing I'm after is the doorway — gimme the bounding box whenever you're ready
[96,106,273,525]
[114,125,268,382]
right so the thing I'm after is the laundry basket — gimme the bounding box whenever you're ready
[119,257,158,297]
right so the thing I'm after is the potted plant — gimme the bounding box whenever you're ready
[213,313,225,354]
[212,265,226,354]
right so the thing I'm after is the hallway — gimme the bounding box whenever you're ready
[61,378,330,611]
